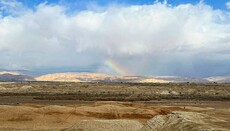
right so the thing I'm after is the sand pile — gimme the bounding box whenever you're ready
[139,111,229,131]
[65,120,143,131]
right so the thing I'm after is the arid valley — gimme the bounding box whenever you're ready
[2,0,230,130]
[0,79,230,130]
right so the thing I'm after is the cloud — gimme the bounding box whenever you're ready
[226,1,230,9]
[0,0,25,16]
[0,2,230,77]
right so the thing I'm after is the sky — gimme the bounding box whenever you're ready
[0,0,230,77]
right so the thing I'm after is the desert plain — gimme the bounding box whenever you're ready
[0,82,229,130]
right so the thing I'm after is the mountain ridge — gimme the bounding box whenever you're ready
[0,71,230,83]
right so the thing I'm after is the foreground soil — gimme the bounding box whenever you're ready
[0,101,229,130]
[0,102,178,130]
[0,82,229,130]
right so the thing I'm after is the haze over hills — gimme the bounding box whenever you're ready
[205,76,230,83]
[153,76,209,83]
[0,71,229,83]
[0,71,34,82]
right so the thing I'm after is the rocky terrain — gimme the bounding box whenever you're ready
[140,111,230,131]
[65,120,143,131]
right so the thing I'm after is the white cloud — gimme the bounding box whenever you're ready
[226,1,230,9]
[0,0,21,8]
[0,2,230,76]
[0,0,25,16]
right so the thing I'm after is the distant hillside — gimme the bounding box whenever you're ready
[206,76,230,83]
[153,76,209,83]
[0,71,20,75]
[0,71,34,82]
[0,71,227,83]
[35,72,170,83]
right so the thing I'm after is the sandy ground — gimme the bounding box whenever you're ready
[0,101,229,130]
[0,102,181,130]
[0,82,229,130]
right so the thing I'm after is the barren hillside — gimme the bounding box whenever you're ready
[35,72,169,83]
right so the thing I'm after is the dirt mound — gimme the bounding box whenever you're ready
[139,111,229,131]
[65,120,143,131]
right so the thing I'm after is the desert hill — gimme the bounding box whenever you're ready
[35,72,170,83]
[153,76,209,83]
[0,70,229,83]
[35,72,212,83]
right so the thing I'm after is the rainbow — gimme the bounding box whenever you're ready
[105,59,130,76]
